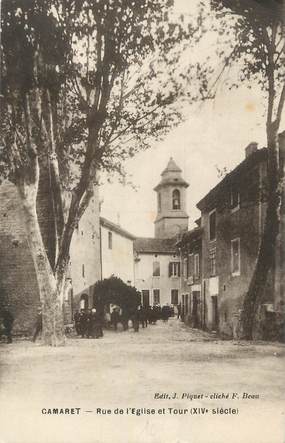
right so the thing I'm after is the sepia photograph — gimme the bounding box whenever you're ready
[0,0,284,442]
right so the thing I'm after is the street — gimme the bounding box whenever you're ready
[0,318,285,443]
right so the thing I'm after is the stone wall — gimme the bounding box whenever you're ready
[200,159,268,337]
[0,181,101,334]
[0,183,40,334]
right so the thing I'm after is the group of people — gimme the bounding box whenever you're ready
[126,304,174,331]
[134,304,173,326]
[147,304,174,323]
[74,308,104,339]
[73,303,174,337]
[1,302,175,344]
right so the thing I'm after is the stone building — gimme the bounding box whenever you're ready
[0,180,101,333]
[0,175,138,332]
[179,140,285,339]
[67,190,101,316]
[134,158,189,307]
[0,183,41,333]
[177,225,203,327]
[196,143,268,337]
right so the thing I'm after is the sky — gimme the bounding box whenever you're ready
[100,0,271,238]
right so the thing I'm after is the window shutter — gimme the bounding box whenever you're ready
[178,263,181,277]
[169,263,172,277]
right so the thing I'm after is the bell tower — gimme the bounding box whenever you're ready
[154,157,189,238]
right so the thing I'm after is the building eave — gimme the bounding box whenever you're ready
[154,179,189,192]
[134,237,178,254]
[196,148,268,212]
[176,227,203,248]
[154,213,189,223]
[100,217,136,240]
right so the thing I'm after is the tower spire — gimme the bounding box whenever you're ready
[154,157,189,239]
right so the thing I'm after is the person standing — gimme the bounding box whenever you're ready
[88,308,97,338]
[121,308,129,331]
[2,307,14,344]
[161,305,169,322]
[32,308,43,342]
[177,303,181,320]
[96,308,104,338]
[73,310,81,335]
[132,307,140,332]
[139,305,147,328]
[79,309,88,338]
[111,307,120,331]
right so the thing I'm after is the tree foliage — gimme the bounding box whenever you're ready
[210,0,285,339]
[93,276,140,313]
[210,0,285,125]
[0,0,205,344]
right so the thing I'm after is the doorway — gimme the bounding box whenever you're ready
[80,293,89,310]
[142,290,150,307]
[192,291,200,328]
[211,296,219,331]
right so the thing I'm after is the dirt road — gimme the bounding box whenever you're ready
[0,318,284,443]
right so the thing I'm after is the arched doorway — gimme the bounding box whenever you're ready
[80,293,89,310]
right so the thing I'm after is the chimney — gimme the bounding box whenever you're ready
[245,142,258,158]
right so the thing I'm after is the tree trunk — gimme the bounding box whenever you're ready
[240,197,278,339]
[37,154,57,270]
[16,169,65,346]
[274,135,285,338]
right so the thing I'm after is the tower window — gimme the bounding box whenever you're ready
[172,189,181,210]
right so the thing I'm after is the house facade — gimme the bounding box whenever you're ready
[196,143,268,337]
[134,238,181,307]
[134,158,189,308]
[68,189,101,316]
[178,141,285,339]
[100,216,136,285]
[178,226,203,328]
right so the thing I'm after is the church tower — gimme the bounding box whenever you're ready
[154,157,189,238]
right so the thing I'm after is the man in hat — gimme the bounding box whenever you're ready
[73,310,81,335]
[79,308,88,338]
